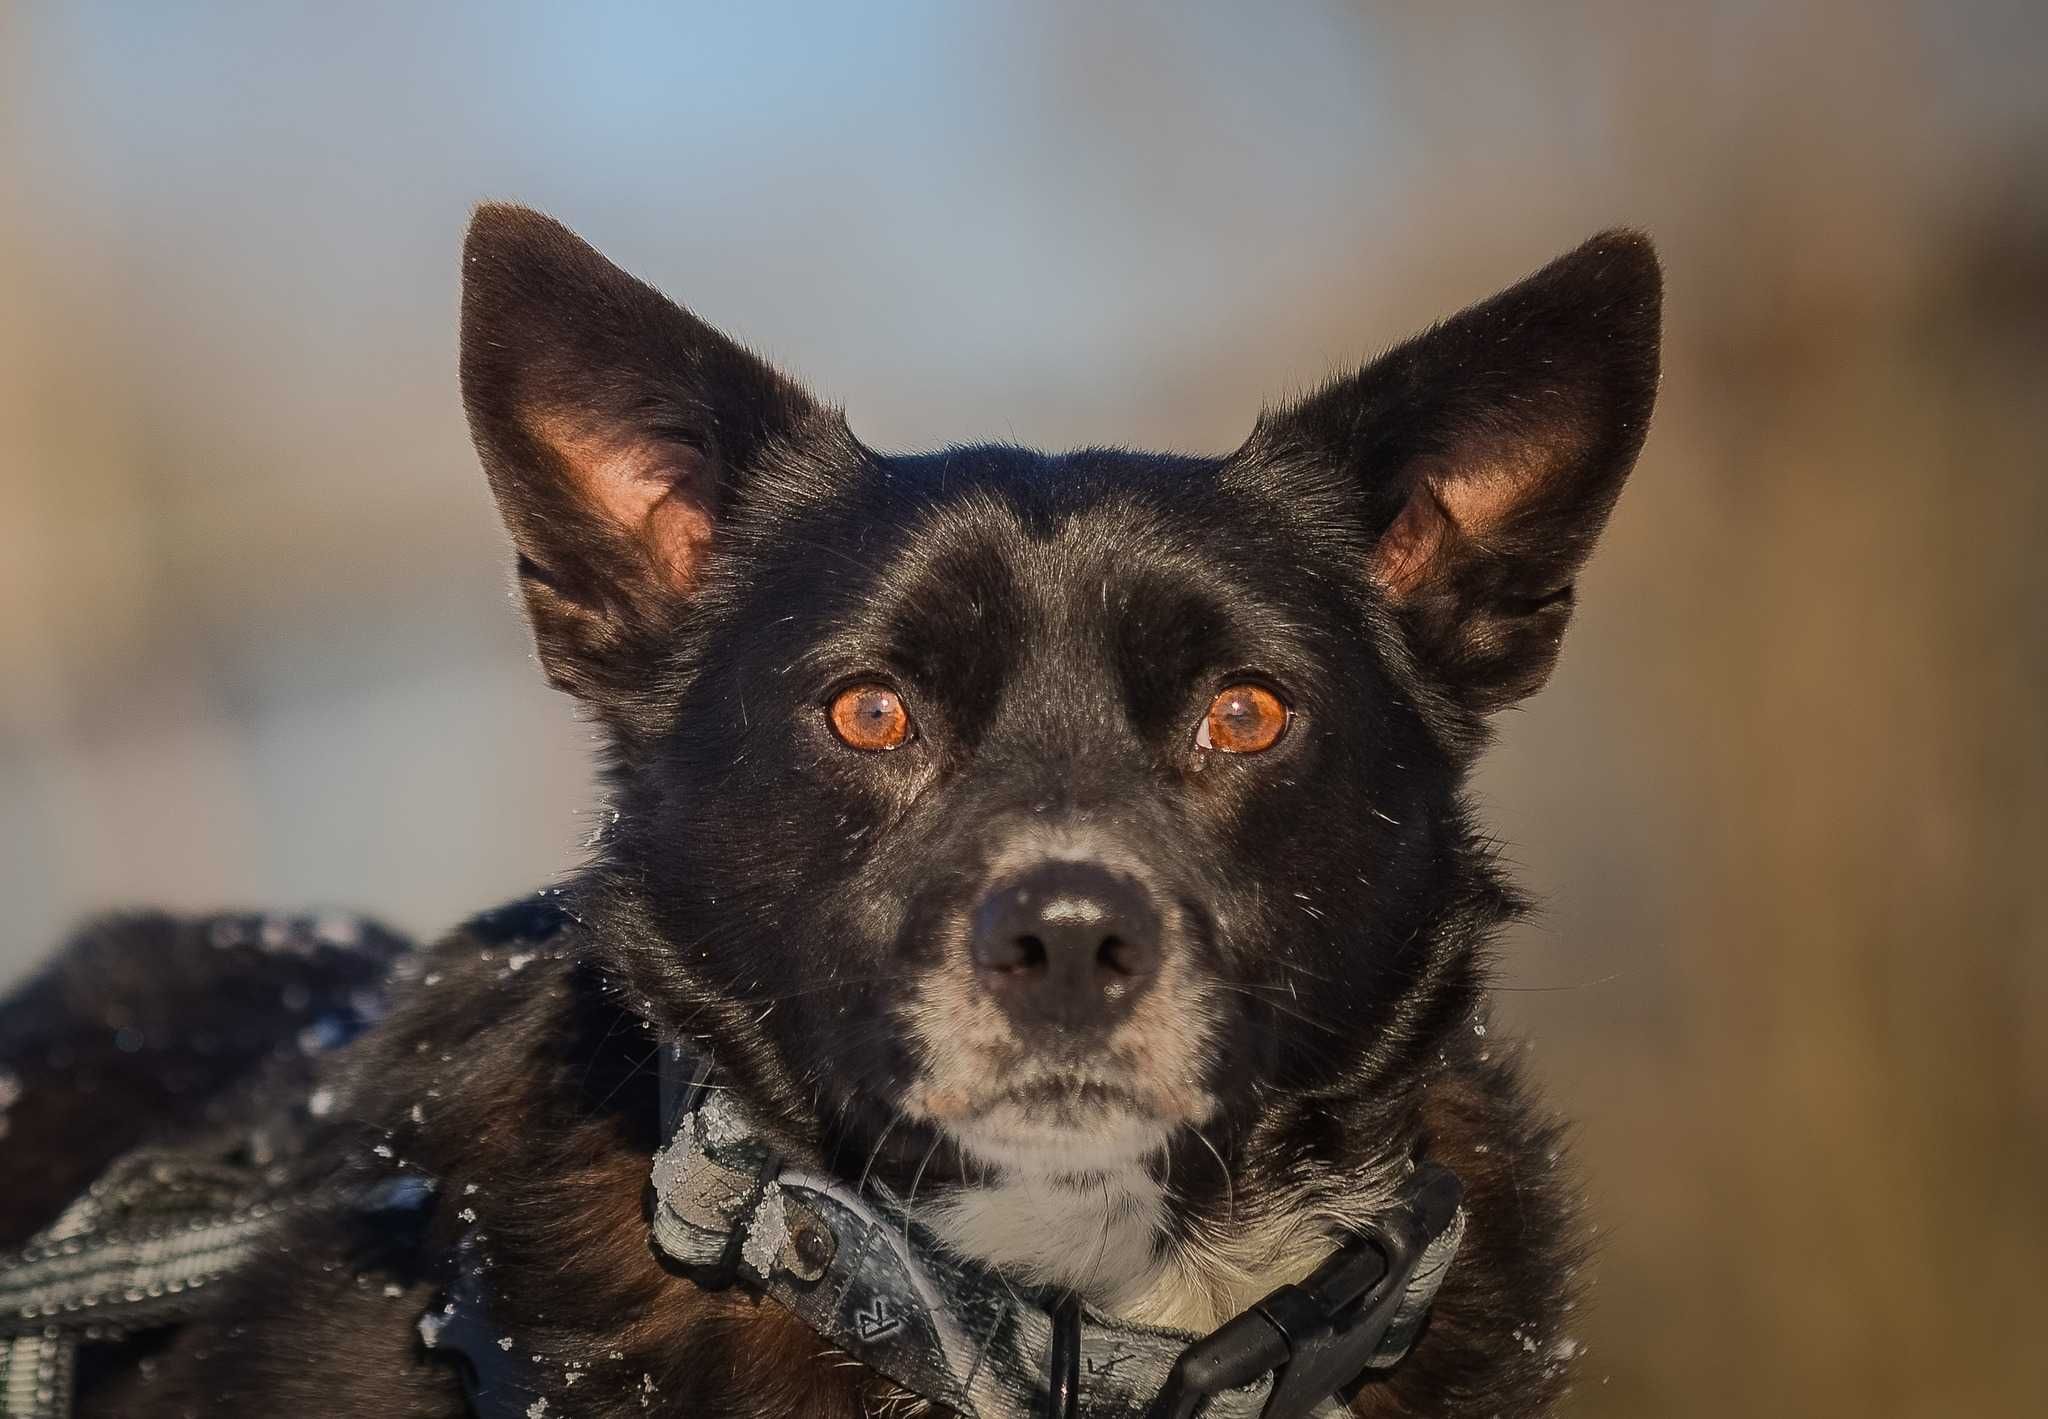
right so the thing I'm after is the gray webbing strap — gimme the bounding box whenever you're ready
[0,1172,401,1419]
[0,1336,71,1419]
[0,1175,434,1419]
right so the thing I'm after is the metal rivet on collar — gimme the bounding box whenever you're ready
[788,1219,836,1281]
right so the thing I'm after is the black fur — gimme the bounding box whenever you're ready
[3,207,1660,1418]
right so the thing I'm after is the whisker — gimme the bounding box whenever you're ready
[1489,971,1628,993]
[580,1043,661,1117]
[856,1111,904,1198]
[1188,1126,1237,1227]
[901,1136,944,1249]
[1206,981,1349,1038]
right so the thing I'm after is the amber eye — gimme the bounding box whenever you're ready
[827,684,913,751]
[1196,683,1291,754]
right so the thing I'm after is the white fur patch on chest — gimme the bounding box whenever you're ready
[920,1169,1167,1313]
[919,1167,1393,1335]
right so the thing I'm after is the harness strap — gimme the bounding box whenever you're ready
[0,1335,71,1419]
[0,1171,432,1419]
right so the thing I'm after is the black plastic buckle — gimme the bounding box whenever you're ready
[1147,1164,1461,1419]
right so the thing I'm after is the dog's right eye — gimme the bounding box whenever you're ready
[1196,682,1291,754]
[827,684,915,752]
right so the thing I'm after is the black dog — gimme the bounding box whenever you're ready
[0,207,1658,1418]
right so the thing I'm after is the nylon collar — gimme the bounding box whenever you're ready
[431,1038,1464,1419]
[647,1041,1463,1419]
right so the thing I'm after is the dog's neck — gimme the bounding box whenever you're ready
[915,1147,1411,1334]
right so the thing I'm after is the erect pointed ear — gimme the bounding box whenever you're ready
[1250,231,1662,715]
[460,204,827,701]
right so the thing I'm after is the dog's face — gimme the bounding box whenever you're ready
[642,445,1441,1182]
[458,207,1658,1203]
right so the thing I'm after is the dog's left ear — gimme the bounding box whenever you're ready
[460,204,828,703]
[1250,231,1661,713]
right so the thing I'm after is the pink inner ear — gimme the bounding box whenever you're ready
[1369,454,1540,599]
[1371,489,1451,598]
[535,410,716,594]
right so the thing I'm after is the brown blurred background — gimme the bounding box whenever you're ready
[3,3,2043,1414]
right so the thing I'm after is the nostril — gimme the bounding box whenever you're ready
[976,932,1046,973]
[1097,934,1157,977]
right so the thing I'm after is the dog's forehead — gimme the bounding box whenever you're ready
[853,445,1238,598]
[760,444,1346,710]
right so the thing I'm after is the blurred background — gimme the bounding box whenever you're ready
[2,2,2043,1413]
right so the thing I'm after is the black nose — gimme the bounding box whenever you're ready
[969,861,1161,1029]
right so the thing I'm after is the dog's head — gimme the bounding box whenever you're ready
[459,206,1657,1216]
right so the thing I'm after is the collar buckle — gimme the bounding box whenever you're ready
[1147,1164,1463,1419]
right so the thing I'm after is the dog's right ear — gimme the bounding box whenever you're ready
[460,204,826,701]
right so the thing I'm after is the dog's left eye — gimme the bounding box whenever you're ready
[828,684,914,752]
[1196,683,1291,754]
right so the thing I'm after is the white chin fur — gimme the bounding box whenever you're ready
[948,1103,1173,1177]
